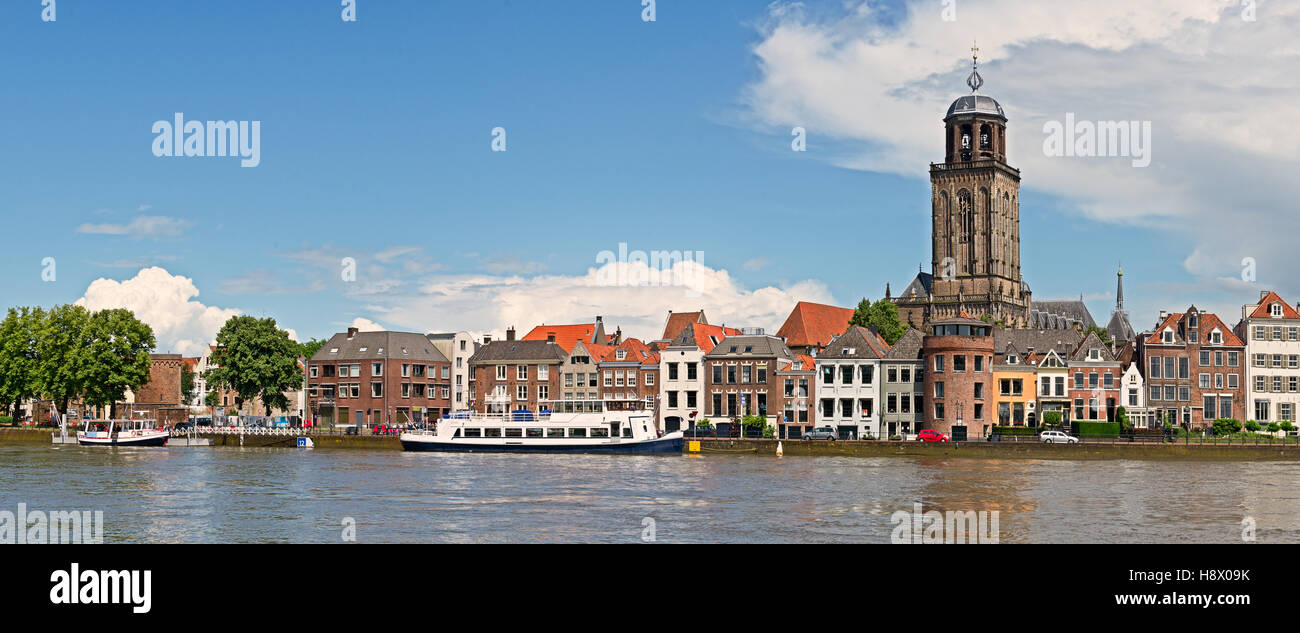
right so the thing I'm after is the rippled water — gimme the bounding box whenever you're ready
[3,444,1299,543]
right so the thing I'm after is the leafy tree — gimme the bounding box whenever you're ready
[1267,422,1280,433]
[204,389,221,408]
[1244,420,1261,432]
[0,307,42,419]
[849,298,906,345]
[33,305,92,418]
[80,308,155,419]
[1281,421,1295,432]
[203,316,301,416]
[1084,325,1113,347]
[1042,411,1062,428]
[181,363,197,405]
[1115,406,1130,430]
[298,337,328,360]
[1212,418,1242,436]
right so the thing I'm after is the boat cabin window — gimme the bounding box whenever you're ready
[526,428,543,438]
[505,428,523,438]
[463,428,482,438]
[569,428,587,437]
[547,428,565,438]
[622,427,633,438]
[484,428,502,437]
[453,428,461,438]
[590,428,609,437]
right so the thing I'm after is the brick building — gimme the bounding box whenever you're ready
[1066,332,1122,424]
[922,315,995,439]
[881,328,925,438]
[468,328,566,414]
[1235,291,1300,424]
[775,301,854,357]
[306,328,452,428]
[1138,307,1246,429]
[703,335,792,437]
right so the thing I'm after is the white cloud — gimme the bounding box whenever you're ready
[75,267,241,356]
[743,0,1300,325]
[350,317,385,332]
[76,215,191,238]
[363,259,835,340]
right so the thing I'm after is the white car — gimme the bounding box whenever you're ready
[1039,430,1079,444]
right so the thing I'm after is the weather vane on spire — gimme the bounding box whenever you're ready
[967,40,984,94]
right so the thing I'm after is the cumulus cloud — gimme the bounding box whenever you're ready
[349,317,385,332]
[743,0,1300,323]
[76,215,191,238]
[75,267,241,356]
[363,258,835,340]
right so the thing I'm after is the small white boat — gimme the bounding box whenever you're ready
[400,399,683,455]
[77,418,169,447]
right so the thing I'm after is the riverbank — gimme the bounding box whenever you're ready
[693,438,1300,461]
[6,427,1299,460]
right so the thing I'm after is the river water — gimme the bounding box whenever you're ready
[2,444,1298,543]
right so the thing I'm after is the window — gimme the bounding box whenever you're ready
[1227,374,1238,389]
[888,368,898,383]
[974,356,984,372]
[934,355,945,373]
[667,391,678,408]
[517,365,528,381]
[1199,373,1211,389]
[953,355,967,372]
[371,382,383,397]
[934,382,945,398]
[757,366,767,384]
[726,366,737,384]
[401,364,410,378]
[934,403,945,419]
[1219,397,1233,419]
[372,362,383,377]
[1150,356,1161,379]
[401,383,410,398]
[1178,386,1190,402]
[516,385,528,401]
[496,365,507,380]
[309,366,318,378]
[712,365,722,384]
[687,363,698,380]
[839,365,852,385]
[538,365,549,380]
[744,365,754,384]
[1179,357,1189,379]
[645,373,654,386]
[667,363,678,380]
[604,371,613,387]
[537,385,548,401]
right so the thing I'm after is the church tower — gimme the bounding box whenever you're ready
[897,45,1030,328]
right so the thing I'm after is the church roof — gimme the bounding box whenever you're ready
[1030,300,1096,331]
[1106,309,1136,343]
[899,272,933,299]
[946,95,1006,119]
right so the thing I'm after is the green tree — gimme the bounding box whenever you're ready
[1084,325,1113,347]
[0,307,42,419]
[298,337,328,360]
[181,363,197,405]
[1042,411,1062,428]
[1213,418,1242,436]
[1115,406,1130,430]
[203,316,301,416]
[33,305,92,418]
[80,308,156,419]
[849,298,906,345]
[1244,420,1261,432]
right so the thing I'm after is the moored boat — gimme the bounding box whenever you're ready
[400,400,683,455]
[77,418,169,447]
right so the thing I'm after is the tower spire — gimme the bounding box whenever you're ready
[1116,264,1125,311]
[967,40,984,93]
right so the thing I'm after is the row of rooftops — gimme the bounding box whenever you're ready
[304,290,1300,370]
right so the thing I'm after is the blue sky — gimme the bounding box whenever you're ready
[1,0,1292,353]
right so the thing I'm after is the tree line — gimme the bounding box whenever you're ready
[0,305,155,420]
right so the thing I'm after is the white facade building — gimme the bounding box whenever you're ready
[813,326,890,439]
[658,322,732,432]
[428,332,477,411]
[1236,292,1300,425]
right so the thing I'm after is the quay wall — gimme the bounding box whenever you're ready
[688,439,1300,461]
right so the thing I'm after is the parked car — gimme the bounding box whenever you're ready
[917,429,949,442]
[1039,430,1079,444]
[802,426,838,441]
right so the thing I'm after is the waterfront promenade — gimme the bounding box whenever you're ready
[5,427,1300,460]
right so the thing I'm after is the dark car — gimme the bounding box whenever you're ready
[918,429,950,443]
[802,426,837,441]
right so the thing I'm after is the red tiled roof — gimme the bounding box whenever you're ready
[1144,313,1185,345]
[692,323,741,353]
[662,311,705,341]
[580,342,617,363]
[782,354,818,372]
[776,301,854,349]
[181,357,200,371]
[522,324,599,353]
[1250,292,1300,320]
[1143,311,1244,347]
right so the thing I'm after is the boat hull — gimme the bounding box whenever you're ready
[76,433,169,447]
[400,434,683,455]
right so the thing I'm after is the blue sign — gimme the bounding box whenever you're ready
[296,437,308,448]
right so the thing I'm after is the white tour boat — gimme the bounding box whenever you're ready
[400,399,683,455]
[77,418,170,447]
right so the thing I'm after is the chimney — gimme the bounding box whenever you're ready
[1261,291,1270,301]
[506,327,516,342]
[347,327,359,339]
[484,334,493,345]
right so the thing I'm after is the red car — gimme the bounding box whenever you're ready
[917,429,950,443]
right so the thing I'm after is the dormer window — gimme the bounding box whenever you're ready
[616,350,627,360]
[1089,349,1100,361]
[329,348,339,354]
[1162,330,1174,344]
[1272,303,1284,318]
[1188,313,1199,328]
[359,347,368,352]
[1007,355,1018,365]
[1210,330,1223,345]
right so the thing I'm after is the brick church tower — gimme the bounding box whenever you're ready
[894,45,1031,329]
